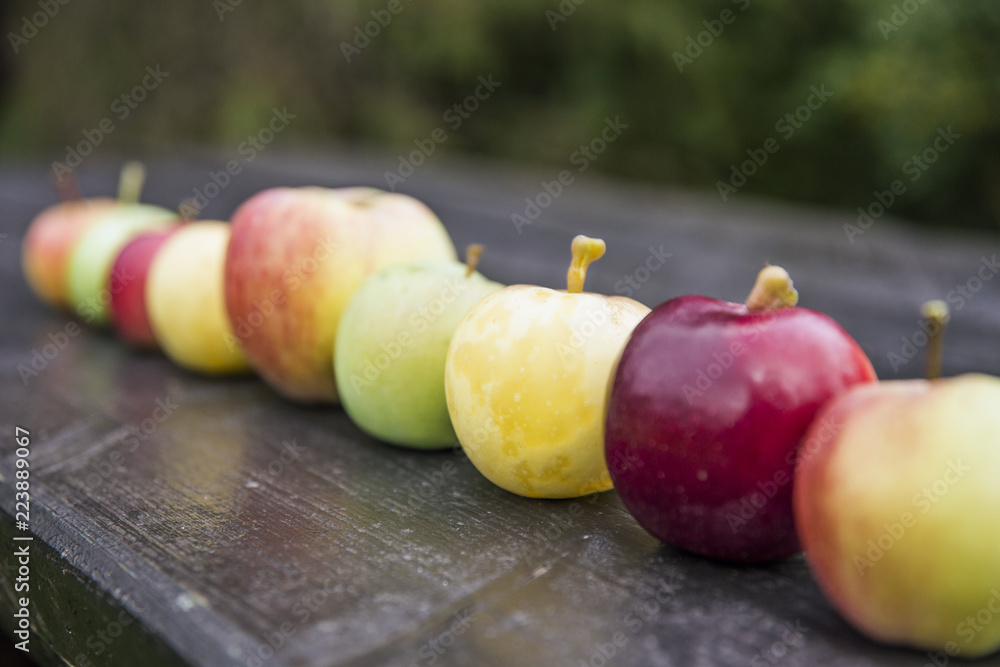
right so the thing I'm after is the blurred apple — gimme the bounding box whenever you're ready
[109,229,176,347]
[22,197,118,310]
[795,303,1000,658]
[336,245,503,449]
[445,235,650,498]
[224,186,456,403]
[146,222,249,375]
[605,266,876,562]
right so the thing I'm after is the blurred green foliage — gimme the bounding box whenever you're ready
[1,0,998,228]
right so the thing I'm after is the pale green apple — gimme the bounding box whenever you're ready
[795,373,1000,658]
[335,259,503,449]
[146,222,249,375]
[444,236,651,499]
[66,205,178,325]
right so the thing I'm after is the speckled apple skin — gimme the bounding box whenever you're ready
[605,295,876,563]
[224,187,456,404]
[445,286,650,499]
[795,375,1000,657]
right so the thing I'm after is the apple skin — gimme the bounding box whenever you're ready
[794,374,1000,658]
[66,205,178,326]
[605,295,876,562]
[146,222,250,375]
[224,187,457,403]
[109,229,176,347]
[22,197,119,310]
[445,286,650,498]
[335,261,503,449]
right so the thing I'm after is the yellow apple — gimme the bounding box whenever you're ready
[445,235,651,499]
[146,222,249,375]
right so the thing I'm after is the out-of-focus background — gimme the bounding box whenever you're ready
[0,0,998,229]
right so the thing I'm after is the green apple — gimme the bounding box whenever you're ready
[795,303,1000,658]
[335,246,503,449]
[444,235,651,499]
[146,222,250,375]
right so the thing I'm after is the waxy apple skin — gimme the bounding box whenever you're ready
[224,187,457,403]
[335,261,503,449]
[109,229,175,347]
[146,222,249,375]
[446,286,650,498]
[794,375,1000,657]
[605,295,876,563]
[22,198,119,309]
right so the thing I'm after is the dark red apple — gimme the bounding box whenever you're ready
[605,266,876,563]
[109,229,177,347]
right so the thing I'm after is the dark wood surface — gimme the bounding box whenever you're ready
[1,152,999,667]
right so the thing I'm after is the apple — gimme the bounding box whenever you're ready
[224,186,457,403]
[22,162,157,311]
[146,222,249,374]
[66,206,178,325]
[445,235,650,499]
[605,266,876,562]
[335,245,503,449]
[794,302,1000,658]
[22,197,119,310]
[109,229,177,347]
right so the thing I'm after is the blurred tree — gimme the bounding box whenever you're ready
[0,0,997,229]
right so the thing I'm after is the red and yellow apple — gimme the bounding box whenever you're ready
[605,266,876,562]
[146,222,249,374]
[224,187,456,403]
[795,303,1000,657]
[445,235,650,498]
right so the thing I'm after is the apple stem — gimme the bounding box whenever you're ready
[465,244,484,278]
[117,161,146,204]
[745,265,799,312]
[50,168,82,202]
[566,235,606,294]
[921,300,949,380]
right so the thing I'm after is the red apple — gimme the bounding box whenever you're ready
[109,228,177,347]
[22,197,119,309]
[605,266,876,563]
[224,187,457,403]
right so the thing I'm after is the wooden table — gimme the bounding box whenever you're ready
[2,153,999,667]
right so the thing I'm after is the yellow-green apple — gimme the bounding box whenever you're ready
[445,235,650,498]
[22,162,159,311]
[66,206,178,325]
[224,187,456,403]
[146,222,249,375]
[795,304,1000,657]
[605,266,877,562]
[109,229,177,347]
[335,245,503,449]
